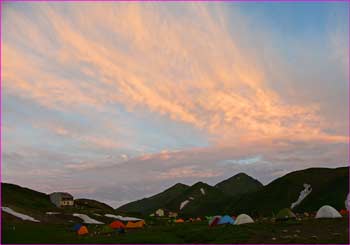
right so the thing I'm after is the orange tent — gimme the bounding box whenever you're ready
[110,220,125,229]
[77,225,88,235]
[175,218,184,223]
[126,221,144,228]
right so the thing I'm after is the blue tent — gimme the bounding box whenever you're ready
[218,215,234,225]
[72,223,83,231]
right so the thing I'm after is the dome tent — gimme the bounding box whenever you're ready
[110,220,125,229]
[234,214,254,225]
[175,218,184,223]
[126,220,145,228]
[276,208,296,221]
[208,216,221,227]
[315,205,342,219]
[218,215,234,225]
[77,225,88,235]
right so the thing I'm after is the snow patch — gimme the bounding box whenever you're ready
[200,188,206,195]
[73,213,103,224]
[291,184,312,209]
[2,207,40,222]
[105,214,142,221]
[180,200,190,210]
[46,212,60,215]
[189,197,195,200]
[94,213,102,216]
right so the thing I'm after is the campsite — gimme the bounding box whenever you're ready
[2,213,349,244]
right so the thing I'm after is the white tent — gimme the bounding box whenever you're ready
[234,214,254,225]
[315,205,342,219]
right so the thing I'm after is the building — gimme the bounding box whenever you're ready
[168,211,178,218]
[155,208,165,217]
[49,192,74,208]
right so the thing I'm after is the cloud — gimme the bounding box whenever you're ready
[157,166,222,179]
[3,3,347,146]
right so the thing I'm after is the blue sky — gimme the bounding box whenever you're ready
[3,2,349,207]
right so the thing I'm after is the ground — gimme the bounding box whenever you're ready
[2,217,349,244]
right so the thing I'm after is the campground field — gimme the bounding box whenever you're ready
[2,217,349,244]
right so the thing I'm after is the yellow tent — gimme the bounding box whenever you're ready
[126,220,144,228]
[175,218,184,223]
[77,225,88,235]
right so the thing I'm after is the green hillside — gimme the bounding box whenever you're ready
[116,183,189,215]
[229,167,349,216]
[2,183,56,212]
[75,198,115,213]
[215,173,263,196]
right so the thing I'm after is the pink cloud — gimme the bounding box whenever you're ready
[4,4,347,148]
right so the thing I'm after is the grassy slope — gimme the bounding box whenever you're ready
[2,183,55,211]
[2,218,349,244]
[75,199,115,213]
[229,167,349,216]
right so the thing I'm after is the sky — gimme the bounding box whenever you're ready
[2,2,349,208]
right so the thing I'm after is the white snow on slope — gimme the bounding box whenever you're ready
[200,188,206,195]
[105,214,142,221]
[180,200,190,210]
[291,183,312,209]
[189,197,195,200]
[346,193,350,211]
[46,212,60,215]
[73,213,103,224]
[2,207,40,222]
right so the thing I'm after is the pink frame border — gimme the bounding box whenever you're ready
[0,1,349,245]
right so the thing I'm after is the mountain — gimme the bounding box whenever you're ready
[165,182,230,217]
[228,167,349,216]
[116,183,189,215]
[215,173,263,196]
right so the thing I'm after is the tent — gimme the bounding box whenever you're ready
[72,223,83,232]
[126,220,144,228]
[218,215,234,225]
[234,214,254,225]
[315,205,342,219]
[100,225,114,234]
[175,218,184,223]
[340,209,349,216]
[205,216,212,221]
[276,208,296,221]
[196,217,202,221]
[208,216,221,227]
[110,220,125,229]
[77,225,88,235]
